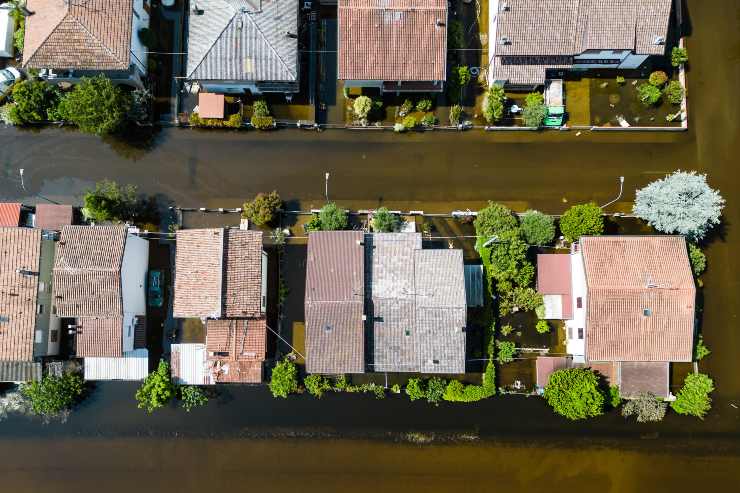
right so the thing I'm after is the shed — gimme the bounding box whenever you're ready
[83,349,149,381]
[197,93,225,119]
[464,264,484,307]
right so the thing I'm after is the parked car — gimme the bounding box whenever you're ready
[0,66,21,101]
[147,270,164,308]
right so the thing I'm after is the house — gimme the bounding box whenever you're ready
[171,228,268,384]
[0,203,34,227]
[34,204,73,232]
[489,0,674,88]
[338,0,448,93]
[52,225,150,380]
[304,231,467,375]
[0,227,60,382]
[185,0,299,95]
[536,236,695,398]
[22,0,150,88]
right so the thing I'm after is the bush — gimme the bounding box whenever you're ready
[399,99,414,116]
[671,47,689,67]
[9,80,60,124]
[56,75,131,135]
[333,375,348,391]
[401,115,417,129]
[688,242,706,276]
[664,80,684,105]
[500,324,514,336]
[559,203,604,242]
[304,374,332,398]
[536,320,550,334]
[616,75,626,85]
[622,393,667,422]
[670,373,714,419]
[543,368,605,420]
[648,70,669,87]
[520,210,555,246]
[180,386,208,412]
[496,340,517,364]
[426,377,447,405]
[136,360,176,413]
[190,112,242,128]
[511,286,543,312]
[474,201,519,239]
[82,179,139,223]
[452,66,471,88]
[482,85,506,124]
[242,191,282,226]
[522,92,547,127]
[391,383,401,394]
[393,122,405,133]
[447,19,465,51]
[405,378,426,401]
[449,104,463,126]
[353,95,373,120]
[304,213,322,232]
[318,202,348,230]
[252,99,270,117]
[250,115,274,130]
[371,207,400,232]
[694,335,711,361]
[420,114,436,127]
[13,15,24,53]
[633,171,725,241]
[269,358,299,398]
[609,385,622,409]
[637,83,662,106]
[416,98,433,112]
[443,380,491,402]
[20,372,84,418]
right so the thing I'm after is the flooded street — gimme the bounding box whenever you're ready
[1,0,739,489]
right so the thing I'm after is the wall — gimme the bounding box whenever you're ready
[130,0,150,75]
[565,248,587,361]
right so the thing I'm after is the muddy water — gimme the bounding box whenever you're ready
[0,0,739,488]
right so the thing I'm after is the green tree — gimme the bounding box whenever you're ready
[522,92,547,127]
[486,229,535,289]
[664,80,684,105]
[82,179,139,223]
[671,47,689,67]
[371,207,400,232]
[20,372,84,418]
[9,79,60,124]
[688,242,706,276]
[304,374,332,398]
[416,98,433,112]
[449,104,463,126]
[637,83,662,106]
[405,378,426,401]
[269,358,299,398]
[318,202,348,231]
[252,99,270,117]
[648,71,669,87]
[536,320,550,334]
[56,75,131,135]
[622,392,667,422]
[474,201,519,239]
[353,96,373,120]
[559,203,604,242]
[242,191,282,226]
[543,368,604,420]
[426,377,447,405]
[670,373,714,419]
[136,360,176,413]
[180,385,208,412]
[482,85,506,124]
[495,340,517,363]
[520,210,555,246]
[694,335,711,361]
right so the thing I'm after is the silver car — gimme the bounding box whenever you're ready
[0,66,21,101]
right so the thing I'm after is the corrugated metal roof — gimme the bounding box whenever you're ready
[83,349,149,381]
[0,360,42,382]
[171,343,211,385]
[464,264,484,307]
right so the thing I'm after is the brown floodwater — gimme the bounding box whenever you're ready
[0,0,739,489]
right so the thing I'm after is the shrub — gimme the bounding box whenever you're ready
[670,373,714,419]
[520,210,555,246]
[416,98,433,112]
[449,104,463,126]
[609,385,622,408]
[664,80,684,105]
[484,229,535,294]
[405,378,426,401]
[443,380,491,402]
[304,374,332,398]
[20,372,84,418]
[511,286,543,312]
[82,179,139,223]
[190,112,243,128]
[616,76,626,85]
[474,201,519,239]
[694,335,711,361]
[637,83,662,106]
[393,122,406,133]
[253,99,270,117]
[633,171,725,241]
[56,75,131,135]
[135,360,176,413]
[371,207,400,232]
[671,47,689,67]
[421,114,437,127]
[482,85,506,124]
[622,393,667,422]
[269,358,299,398]
[13,15,24,53]
[543,368,605,420]
[426,377,447,405]
[495,340,517,364]
[9,80,60,124]
[242,191,282,226]
[318,202,348,230]
[522,92,547,127]
[452,66,471,88]
[536,320,550,334]
[180,386,208,412]
[353,95,373,120]
[688,242,706,276]
[559,203,604,242]
[333,375,348,391]
[226,113,243,128]
[648,70,669,87]
[399,99,414,116]
[402,115,417,129]
[500,324,514,336]
[304,213,322,232]
[391,383,401,394]
[250,115,274,130]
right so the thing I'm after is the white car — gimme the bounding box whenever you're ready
[0,66,21,100]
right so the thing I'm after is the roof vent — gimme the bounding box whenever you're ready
[501,2,510,11]
[323,324,333,333]
[499,36,511,45]
[236,18,243,29]
[643,308,652,317]
[192,3,204,15]
[653,36,665,45]
[435,18,445,27]
[285,31,297,39]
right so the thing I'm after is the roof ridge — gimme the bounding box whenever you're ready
[187,4,238,78]
[24,7,71,67]
[68,12,127,66]
[243,11,296,79]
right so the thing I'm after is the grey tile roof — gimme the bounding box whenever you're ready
[618,361,669,398]
[186,0,299,83]
[0,361,42,383]
[495,0,581,57]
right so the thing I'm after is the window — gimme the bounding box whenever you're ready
[37,304,43,314]
[578,328,584,340]
[567,327,573,339]
[576,297,582,309]
[50,330,59,343]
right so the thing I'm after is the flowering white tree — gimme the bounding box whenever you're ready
[633,171,725,240]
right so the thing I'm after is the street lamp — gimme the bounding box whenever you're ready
[600,176,625,209]
[325,172,330,202]
[19,168,25,191]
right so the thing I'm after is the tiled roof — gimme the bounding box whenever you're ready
[495,0,581,56]
[536,356,571,388]
[23,0,135,70]
[635,0,673,55]
[34,204,73,231]
[537,253,573,319]
[0,361,42,382]
[173,228,263,319]
[491,56,571,86]
[338,0,447,82]
[618,361,669,398]
[206,318,266,383]
[305,231,365,374]
[52,225,127,318]
[0,203,22,227]
[0,228,42,361]
[186,0,299,82]
[75,317,124,358]
[581,236,695,362]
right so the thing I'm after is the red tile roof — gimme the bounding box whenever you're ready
[206,318,266,383]
[581,236,695,362]
[23,0,135,71]
[223,230,263,318]
[537,253,573,320]
[34,204,73,231]
[75,317,123,358]
[535,356,570,388]
[338,0,447,82]
[0,203,22,227]
[0,228,42,361]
